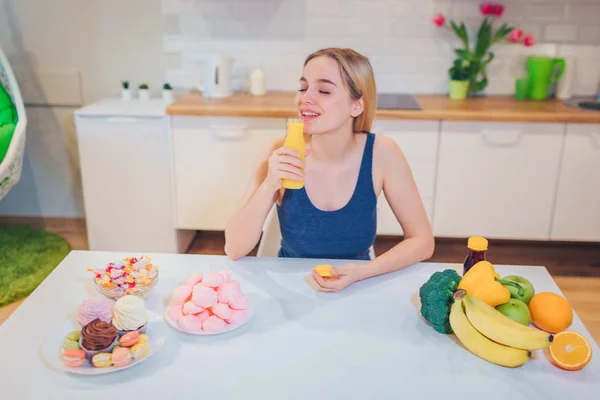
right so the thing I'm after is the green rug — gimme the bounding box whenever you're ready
[0,224,71,307]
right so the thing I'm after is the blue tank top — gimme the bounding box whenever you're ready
[276,132,377,260]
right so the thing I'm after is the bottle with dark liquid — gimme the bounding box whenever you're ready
[463,236,488,275]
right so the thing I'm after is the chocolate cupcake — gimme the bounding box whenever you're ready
[79,318,118,358]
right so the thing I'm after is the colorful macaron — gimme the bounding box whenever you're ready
[112,347,132,367]
[130,340,150,360]
[119,331,140,347]
[91,352,112,368]
[314,264,333,277]
[62,349,86,368]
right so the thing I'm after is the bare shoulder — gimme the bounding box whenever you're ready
[372,134,410,171]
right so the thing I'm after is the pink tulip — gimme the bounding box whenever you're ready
[480,3,504,17]
[509,29,524,42]
[524,34,535,47]
[433,13,445,27]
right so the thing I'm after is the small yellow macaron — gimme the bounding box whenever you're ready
[92,352,113,368]
[314,264,333,277]
[130,341,150,360]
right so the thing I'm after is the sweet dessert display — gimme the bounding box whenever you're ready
[78,297,113,326]
[165,271,251,334]
[112,295,149,335]
[88,255,159,300]
[58,296,153,370]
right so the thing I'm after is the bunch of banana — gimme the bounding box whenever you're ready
[449,289,554,368]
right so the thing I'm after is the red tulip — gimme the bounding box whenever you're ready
[480,3,504,17]
[509,29,524,42]
[524,34,535,47]
[433,13,445,27]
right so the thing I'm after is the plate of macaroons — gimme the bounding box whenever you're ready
[163,271,253,335]
[41,296,167,375]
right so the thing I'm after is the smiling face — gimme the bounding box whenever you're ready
[295,56,364,135]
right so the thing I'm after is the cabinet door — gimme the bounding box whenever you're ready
[371,120,439,235]
[551,124,600,241]
[172,116,285,230]
[75,116,180,252]
[433,121,564,240]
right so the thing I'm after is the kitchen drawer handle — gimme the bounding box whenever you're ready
[210,126,248,141]
[481,129,522,147]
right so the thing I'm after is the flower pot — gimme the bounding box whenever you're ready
[162,89,174,104]
[121,89,132,101]
[449,80,469,100]
[138,89,150,101]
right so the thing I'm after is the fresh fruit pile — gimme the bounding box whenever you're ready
[418,258,593,371]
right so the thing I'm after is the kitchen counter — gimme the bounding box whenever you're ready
[166,90,600,123]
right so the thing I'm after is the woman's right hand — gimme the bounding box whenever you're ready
[263,146,305,191]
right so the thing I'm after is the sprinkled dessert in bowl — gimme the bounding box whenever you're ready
[89,256,159,301]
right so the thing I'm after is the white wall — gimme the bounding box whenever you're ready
[164,0,600,96]
[0,0,169,217]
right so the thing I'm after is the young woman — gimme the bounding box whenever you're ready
[224,48,434,292]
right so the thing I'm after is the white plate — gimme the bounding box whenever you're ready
[41,311,167,375]
[164,303,254,336]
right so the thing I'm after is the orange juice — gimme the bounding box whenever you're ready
[281,119,305,189]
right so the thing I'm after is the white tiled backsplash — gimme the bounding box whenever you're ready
[162,0,600,96]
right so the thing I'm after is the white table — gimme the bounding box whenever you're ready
[1,251,599,399]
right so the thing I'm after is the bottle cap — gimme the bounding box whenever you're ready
[467,236,488,251]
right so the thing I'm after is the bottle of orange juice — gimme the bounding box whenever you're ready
[281,119,306,189]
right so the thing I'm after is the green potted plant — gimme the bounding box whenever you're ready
[138,83,150,101]
[448,59,472,100]
[162,82,174,103]
[121,80,132,101]
[433,3,535,97]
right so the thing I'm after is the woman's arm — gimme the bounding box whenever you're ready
[365,135,435,277]
[224,138,304,260]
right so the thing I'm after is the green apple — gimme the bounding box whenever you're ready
[501,275,535,304]
[496,298,532,326]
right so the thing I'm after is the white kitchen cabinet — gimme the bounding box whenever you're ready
[74,99,195,253]
[371,120,439,235]
[551,124,600,241]
[172,116,285,230]
[433,121,564,240]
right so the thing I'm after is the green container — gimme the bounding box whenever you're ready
[527,56,565,100]
[449,80,469,100]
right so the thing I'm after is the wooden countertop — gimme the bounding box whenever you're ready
[167,90,600,123]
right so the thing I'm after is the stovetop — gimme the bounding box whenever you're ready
[376,93,422,110]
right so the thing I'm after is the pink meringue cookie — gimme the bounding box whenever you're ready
[183,300,205,315]
[196,310,210,323]
[212,303,233,320]
[167,304,184,322]
[178,315,203,332]
[223,280,241,292]
[217,270,231,282]
[185,273,203,287]
[227,309,248,325]
[78,298,113,326]
[192,285,218,308]
[229,293,249,310]
[217,285,238,304]
[202,316,226,333]
[202,272,224,288]
[172,285,192,304]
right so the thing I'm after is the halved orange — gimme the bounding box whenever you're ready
[548,331,593,371]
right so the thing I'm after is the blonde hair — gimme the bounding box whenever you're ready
[304,48,377,133]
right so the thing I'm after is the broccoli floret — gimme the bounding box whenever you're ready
[418,269,461,334]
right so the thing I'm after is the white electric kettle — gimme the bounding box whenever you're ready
[197,54,233,98]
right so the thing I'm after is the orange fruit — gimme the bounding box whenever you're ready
[528,292,573,333]
[314,264,332,277]
[548,331,593,371]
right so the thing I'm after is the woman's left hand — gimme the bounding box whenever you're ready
[309,263,370,292]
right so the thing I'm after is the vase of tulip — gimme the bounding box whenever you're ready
[433,2,535,97]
